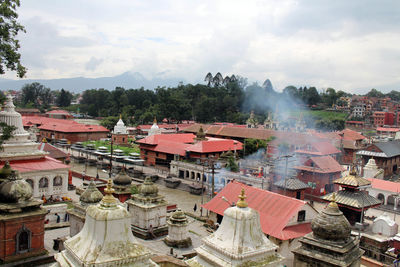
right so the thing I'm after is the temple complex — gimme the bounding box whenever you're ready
[0,94,69,199]
[126,176,168,239]
[53,180,157,266]
[246,111,258,128]
[187,188,284,267]
[0,167,47,263]
[67,178,103,236]
[164,209,192,248]
[292,194,364,266]
[321,166,381,225]
[112,115,128,145]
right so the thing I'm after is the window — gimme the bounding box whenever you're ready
[53,176,62,186]
[16,226,31,253]
[297,210,306,222]
[39,177,48,188]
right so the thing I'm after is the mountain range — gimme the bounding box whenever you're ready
[0,72,185,93]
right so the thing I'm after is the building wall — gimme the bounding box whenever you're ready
[272,187,305,200]
[297,171,340,196]
[112,134,128,145]
[0,211,46,262]
[22,169,69,198]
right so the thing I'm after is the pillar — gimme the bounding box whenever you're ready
[48,176,53,197]
[33,179,39,198]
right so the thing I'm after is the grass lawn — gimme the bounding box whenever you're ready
[83,140,140,155]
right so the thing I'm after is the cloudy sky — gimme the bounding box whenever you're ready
[5,0,400,92]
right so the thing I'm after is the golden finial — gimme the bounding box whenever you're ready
[328,192,338,208]
[101,179,117,205]
[236,188,248,208]
[153,117,157,124]
[42,138,47,143]
[119,114,122,119]
[349,164,357,175]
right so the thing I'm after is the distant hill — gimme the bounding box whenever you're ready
[0,72,185,93]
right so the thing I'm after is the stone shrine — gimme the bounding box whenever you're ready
[292,194,364,266]
[67,178,103,237]
[126,176,168,239]
[164,209,192,248]
[53,180,157,266]
[187,188,284,267]
[363,158,384,179]
[0,168,47,263]
[112,168,133,202]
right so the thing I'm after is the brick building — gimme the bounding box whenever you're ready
[137,132,242,167]
[294,156,343,198]
[357,140,400,178]
[373,111,395,126]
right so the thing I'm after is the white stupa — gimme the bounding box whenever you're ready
[0,94,46,160]
[363,158,383,179]
[148,118,162,136]
[113,114,128,134]
[186,189,283,267]
[53,180,157,267]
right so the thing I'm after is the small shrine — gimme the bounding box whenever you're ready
[112,114,128,145]
[67,178,103,236]
[272,176,309,200]
[363,158,383,179]
[164,209,192,248]
[321,165,381,225]
[292,194,364,266]
[148,118,162,136]
[0,168,47,263]
[112,168,133,202]
[186,189,284,267]
[246,111,258,128]
[126,176,168,239]
[53,180,157,266]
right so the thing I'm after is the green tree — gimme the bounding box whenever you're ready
[56,89,73,107]
[0,0,26,78]
[243,138,267,156]
[366,88,384,98]
[226,156,239,172]
[21,82,53,109]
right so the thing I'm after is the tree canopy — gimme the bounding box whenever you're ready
[0,0,26,78]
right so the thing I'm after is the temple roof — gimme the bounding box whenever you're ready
[274,177,310,190]
[321,190,381,209]
[334,166,371,188]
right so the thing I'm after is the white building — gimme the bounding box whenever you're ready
[0,94,69,198]
[148,118,162,136]
[113,115,128,134]
[352,103,366,118]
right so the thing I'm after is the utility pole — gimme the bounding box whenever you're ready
[211,161,215,199]
[282,154,293,196]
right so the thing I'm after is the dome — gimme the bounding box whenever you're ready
[311,196,351,242]
[113,169,132,186]
[0,170,33,203]
[138,176,158,196]
[80,179,103,204]
[170,209,187,224]
[148,118,161,136]
[0,161,12,179]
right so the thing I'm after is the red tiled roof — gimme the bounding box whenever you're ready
[38,122,109,133]
[311,141,341,155]
[46,109,71,114]
[322,129,366,141]
[367,178,400,193]
[0,156,69,173]
[377,127,400,132]
[22,116,77,127]
[295,155,343,174]
[346,121,365,124]
[38,143,68,159]
[137,134,195,145]
[138,134,243,154]
[203,181,312,240]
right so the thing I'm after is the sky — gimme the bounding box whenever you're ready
[4,0,400,93]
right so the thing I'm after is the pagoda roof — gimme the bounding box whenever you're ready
[334,166,371,188]
[321,190,381,210]
[274,177,310,190]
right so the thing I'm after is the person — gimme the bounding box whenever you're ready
[193,203,197,212]
[149,224,156,239]
[55,213,60,223]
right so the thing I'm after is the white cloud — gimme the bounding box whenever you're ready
[3,0,400,93]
